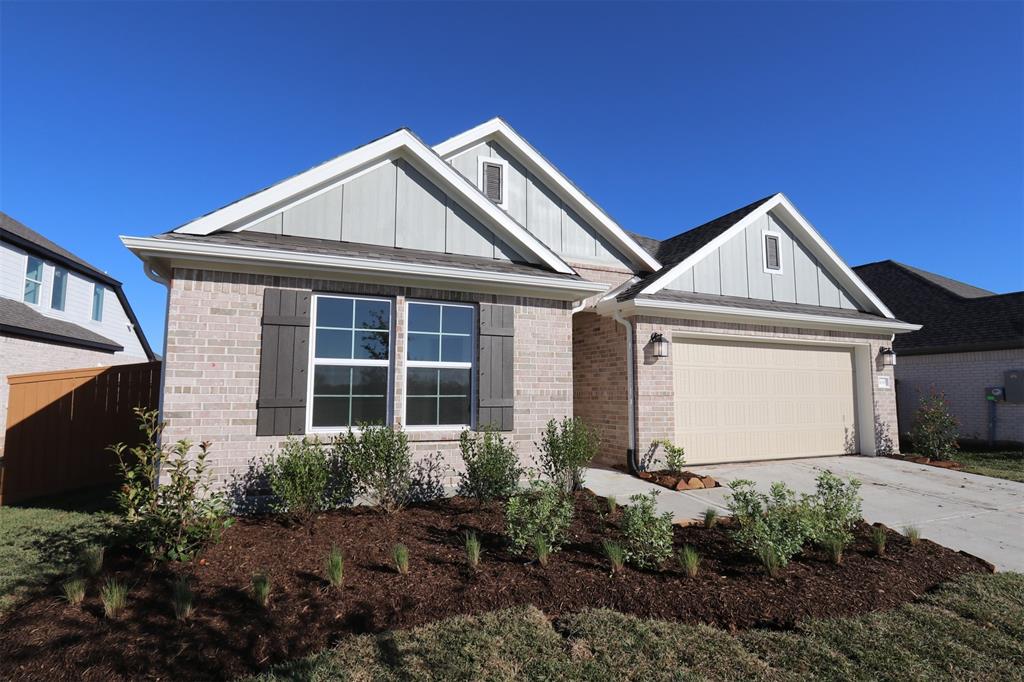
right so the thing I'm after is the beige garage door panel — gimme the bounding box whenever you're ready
[673,339,857,464]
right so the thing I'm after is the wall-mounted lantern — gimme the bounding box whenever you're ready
[880,347,896,368]
[650,332,670,358]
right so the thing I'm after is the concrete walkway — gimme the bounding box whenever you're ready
[584,456,1024,572]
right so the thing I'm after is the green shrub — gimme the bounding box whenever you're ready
[533,417,599,493]
[172,576,194,620]
[252,573,271,607]
[726,480,815,573]
[911,391,960,459]
[871,525,888,556]
[702,508,719,529]
[464,531,481,571]
[621,491,674,569]
[325,546,344,589]
[532,536,551,567]
[903,525,922,546]
[62,577,86,606]
[602,539,625,575]
[338,424,413,513]
[264,438,352,526]
[504,481,574,555]
[392,544,410,575]
[806,470,863,551]
[81,544,104,577]
[605,495,618,517]
[653,439,686,474]
[110,408,234,562]
[677,545,700,578]
[822,536,845,565]
[457,429,521,503]
[100,578,128,618]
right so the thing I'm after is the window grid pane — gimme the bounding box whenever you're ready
[24,257,44,304]
[92,285,104,321]
[51,268,67,310]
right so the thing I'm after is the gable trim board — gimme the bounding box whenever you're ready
[121,235,607,302]
[170,129,575,276]
[640,193,896,319]
[434,118,662,273]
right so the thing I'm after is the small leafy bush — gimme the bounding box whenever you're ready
[464,531,481,571]
[338,425,413,513]
[504,481,574,555]
[172,576,194,621]
[806,470,863,550]
[532,536,551,567]
[903,526,921,546]
[252,573,271,607]
[621,491,674,569]
[457,429,521,503]
[81,544,104,577]
[101,578,128,618]
[326,546,345,589]
[602,539,625,575]
[263,438,352,526]
[871,525,887,556]
[677,545,700,578]
[911,391,960,459]
[392,544,410,575]
[62,577,86,606]
[727,480,816,574]
[408,451,447,504]
[653,439,686,474]
[533,417,599,493]
[110,408,233,562]
[703,508,719,529]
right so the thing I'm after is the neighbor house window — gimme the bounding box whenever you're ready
[92,284,105,321]
[405,301,474,427]
[24,256,44,304]
[763,233,783,273]
[477,157,508,209]
[51,267,68,311]
[309,295,392,429]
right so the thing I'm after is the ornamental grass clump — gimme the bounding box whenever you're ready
[677,545,701,578]
[61,577,86,606]
[457,429,521,503]
[392,544,410,575]
[252,573,271,607]
[101,578,128,618]
[532,536,551,567]
[602,539,625,575]
[325,546,345,589]
[822,536,846,565]
[464,532,481,571]
[703,508,719,529]
[621,491,675,569]
[504,481,574,556]
[904,526,922,546]
[172,576,195,621]
[871,525,888,556]
[605,495,618,517]
[81,544,104,577]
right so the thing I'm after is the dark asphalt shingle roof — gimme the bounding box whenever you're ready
[853,260,1023,354]
[1,211,120,286]
[627,288,892,323]
[0,297,122,351]
[156,230,588,282]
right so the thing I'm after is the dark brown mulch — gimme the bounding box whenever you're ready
[887,455,963,470]
[0,491,990,681]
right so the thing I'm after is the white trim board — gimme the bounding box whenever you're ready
[168,129,575,276]
[640,193,897,319]
[434,117,662,273]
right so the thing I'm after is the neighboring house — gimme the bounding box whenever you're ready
[854,260,1024,446]
[122,118,917,484]
[0,212,155,453]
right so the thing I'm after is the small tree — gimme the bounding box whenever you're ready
[457,428,522,503]
[533,417,599,493]
[911,391,959,459]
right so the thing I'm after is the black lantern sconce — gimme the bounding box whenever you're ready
[880,347,896,368]
[650,332,670,358]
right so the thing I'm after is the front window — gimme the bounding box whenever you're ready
[24,256,44,304]
[51,267,68,311]
[405,301,474,427]
[310,295,391,429]
[92,284,105,321]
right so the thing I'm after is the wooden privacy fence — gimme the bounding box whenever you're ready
[0,361,161,506]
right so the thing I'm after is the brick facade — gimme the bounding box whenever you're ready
[572,312,629,467]
[896,348,1024,444]
[161,268,574,487]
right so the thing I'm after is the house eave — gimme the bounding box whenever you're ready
[121,236,608,302]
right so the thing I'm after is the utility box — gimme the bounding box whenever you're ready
[986,386,1005,402]
[1006,370,1024,404]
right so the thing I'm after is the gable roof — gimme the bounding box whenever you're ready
[433,118,662,273]
[0,296,122,352]
[618,193,895,319]
[853,260,1023,355]
[169,128,575,276]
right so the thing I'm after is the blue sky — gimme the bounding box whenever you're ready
[2,1,1021,347]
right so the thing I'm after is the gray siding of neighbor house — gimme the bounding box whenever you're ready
[247,159,522,262]
[665,212,862,310]
[445,142,634,269]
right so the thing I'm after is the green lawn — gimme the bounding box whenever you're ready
[949,451,1024,483]
[249,571,1024,682]
[0,491,117,612]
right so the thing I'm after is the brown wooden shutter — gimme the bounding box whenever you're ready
[478,303,514,431]
[256,289,311,436]
[482,162,503,204]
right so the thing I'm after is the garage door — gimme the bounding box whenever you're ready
[672,338,857,464]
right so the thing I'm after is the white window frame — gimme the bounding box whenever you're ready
[402,300,476,430]
[51,266,68,311]
[305,293,395,435]
[762,231,784,275]
[91,283,105,321]
[476,156,509,210]
[24,255,44,305]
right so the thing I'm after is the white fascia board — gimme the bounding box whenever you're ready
[121,236,607,301]
[170,129,574,276]
[434,118,663,273]
[601,297,921,335]
[640,193,896,319]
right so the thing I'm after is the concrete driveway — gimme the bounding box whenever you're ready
[585,456,1024,572]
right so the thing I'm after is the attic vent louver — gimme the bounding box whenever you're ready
[481,161,503,204]
[763,233,782,272]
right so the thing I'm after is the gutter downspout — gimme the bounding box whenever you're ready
[612,310,639,474]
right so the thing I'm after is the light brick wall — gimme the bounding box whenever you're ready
[572,312,629,468]
[161,268,574,487]
[896,348,1024,444]
[0,334,147,454]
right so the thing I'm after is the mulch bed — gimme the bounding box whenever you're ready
[639,469,721,491]
[0,491,991,681]
[887,455,963,470]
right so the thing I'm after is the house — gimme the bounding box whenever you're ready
[854,260,1024,447]
[0,212,155,453]
[122,118,918,484]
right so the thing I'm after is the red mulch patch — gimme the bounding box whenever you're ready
[639,469,721,491]
[0,491,990,681]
